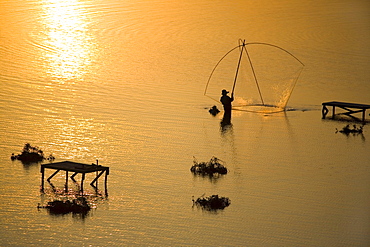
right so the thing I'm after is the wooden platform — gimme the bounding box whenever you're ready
[322,101,370,122]
[40,161,109,196]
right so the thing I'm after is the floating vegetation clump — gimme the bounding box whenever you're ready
[336,124,363,135]
[11,143,54,163]
[193,194,231,210]
[38,197,91,215]
[208,105,220,116]
[191,156,227,175]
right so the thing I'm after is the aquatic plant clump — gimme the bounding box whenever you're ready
[11,143,44,162]
[11,143,55,163]
[191,156,228,175]
[38,197,91,215]
[208,105,220,116]
[194,194,231,210]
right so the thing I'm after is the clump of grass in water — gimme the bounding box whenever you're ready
[193,194,231,210]
[11,143,44,163]
[11,143,55,163]
[38,197,91,215]
[190,156,228,175]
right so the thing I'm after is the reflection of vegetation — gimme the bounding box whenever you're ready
[336,124,363,135]
[191,156,228,175]
[11,143,54,163]
[193,194,231,210]
[38,197,91,215]
[39,189,107,220]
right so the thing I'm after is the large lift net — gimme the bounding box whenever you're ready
[204,39,305,113]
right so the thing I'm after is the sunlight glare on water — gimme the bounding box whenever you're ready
[39,0,96,81]
[0,0,369,246]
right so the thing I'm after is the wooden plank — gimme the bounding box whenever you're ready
[42,161,108,173]
[322,101,369,122]
[322,101,370,109]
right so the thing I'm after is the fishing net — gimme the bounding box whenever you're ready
[204,40,304,113]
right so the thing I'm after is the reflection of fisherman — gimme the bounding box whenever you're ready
[220,89,234,125]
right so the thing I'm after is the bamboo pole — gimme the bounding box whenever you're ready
[231,40,245,95]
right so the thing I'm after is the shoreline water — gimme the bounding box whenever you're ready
[1,0,369,245]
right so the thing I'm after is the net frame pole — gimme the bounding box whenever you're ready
[231,40,245,95]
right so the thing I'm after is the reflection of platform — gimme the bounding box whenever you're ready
[40,161,109,196]
[322,101,370,122]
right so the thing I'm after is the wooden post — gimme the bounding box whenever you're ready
[105,168,109,197]
[96,171,98,188]
[81,173,85,195]
[362,109,366,122]
[332,106,336,119]
[65,171,68,192]
[104,169,109,196]
[41,166,45,192]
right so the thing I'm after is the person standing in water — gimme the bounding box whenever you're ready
[220,89,234,124]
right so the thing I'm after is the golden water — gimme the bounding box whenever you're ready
[0,0,369,246]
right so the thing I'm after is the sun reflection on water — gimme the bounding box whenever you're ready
[33,0,105,161]
[44,116,107,161]
[41,0,95,81]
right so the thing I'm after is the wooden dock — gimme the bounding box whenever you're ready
[40,161,110,196]
[322,101,370,122]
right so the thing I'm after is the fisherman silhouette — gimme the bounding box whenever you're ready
[220,89,234,125]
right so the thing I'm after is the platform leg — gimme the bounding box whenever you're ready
[81,173,85,195]
[362,109,366,122]
[105,171,108,197]
[332,106,336,119]
[70,172,78,182]
[96,171,98,188]
[65,171,68,192]
[41,167,45,192]
[322,105,329,119]
[47,169,60,182]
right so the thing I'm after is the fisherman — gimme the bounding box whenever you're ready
[220,89,234,115]
[220,89,234,125]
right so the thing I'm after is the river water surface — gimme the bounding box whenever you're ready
[0,0,369,246]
